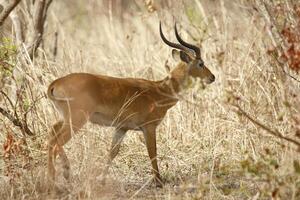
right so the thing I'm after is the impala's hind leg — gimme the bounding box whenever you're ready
[48,120,63,184]
[59,148,70,180]
[101,128,127,184]
[47,115,88,187]
[53,145,71,180]
[49,121,70,178]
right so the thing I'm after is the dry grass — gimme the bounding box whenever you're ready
[0,0,299,199]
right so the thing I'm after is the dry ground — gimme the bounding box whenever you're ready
[0,0,299,199]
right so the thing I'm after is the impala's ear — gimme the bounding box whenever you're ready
[172,49,191,63]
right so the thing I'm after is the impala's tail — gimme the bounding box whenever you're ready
[47,81,74,101]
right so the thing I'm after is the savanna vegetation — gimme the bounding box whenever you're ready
[0,0,299,199]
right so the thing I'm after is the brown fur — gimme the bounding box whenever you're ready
[47,58,214,188]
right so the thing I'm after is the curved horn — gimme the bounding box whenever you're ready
[159,22,190,52]
[174,23,201,58]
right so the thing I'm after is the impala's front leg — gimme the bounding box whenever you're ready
[142,125,163,187]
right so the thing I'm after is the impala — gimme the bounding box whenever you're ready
[47,22,215,188]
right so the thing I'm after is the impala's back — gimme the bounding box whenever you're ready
[48,73,175,130]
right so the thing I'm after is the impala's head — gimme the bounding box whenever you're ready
[160,22,215,84]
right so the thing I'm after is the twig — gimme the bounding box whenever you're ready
[27,0,53,59]
[53,31,58,60]
[43,0,53,22]
[24,93,45,115]
[0,106,34,136]
[233,104,300,148]
[0,90,34,136]
[0,91,14,109]
[10,7,24,44]
[271,52,300,83]
[282,68,300,83]
[0,0,22,26]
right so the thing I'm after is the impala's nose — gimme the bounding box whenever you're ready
[208,75,215,83]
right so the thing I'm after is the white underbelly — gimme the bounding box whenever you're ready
[89,112,114,126]
[89,112,139,130]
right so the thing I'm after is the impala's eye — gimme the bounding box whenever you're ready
[198,62,204,68]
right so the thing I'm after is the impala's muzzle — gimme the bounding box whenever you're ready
[207,74,215,84]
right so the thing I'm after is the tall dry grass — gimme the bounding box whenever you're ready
[0,0,299,199]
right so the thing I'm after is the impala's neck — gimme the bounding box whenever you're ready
[161,62,190,95]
